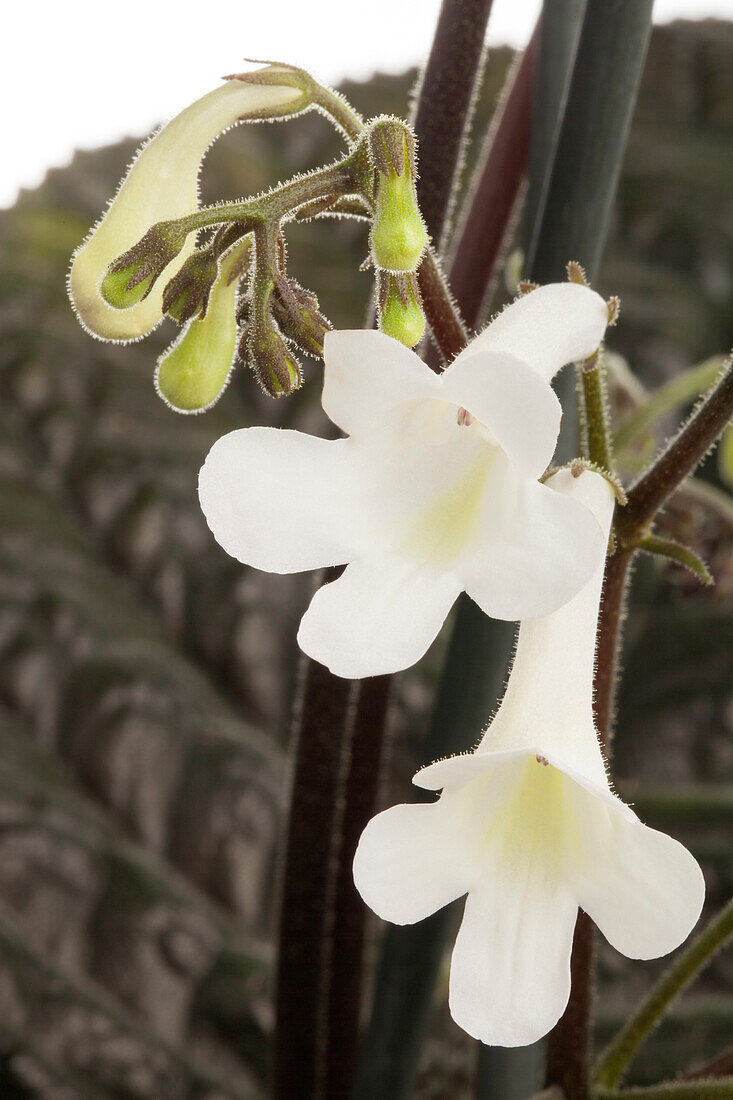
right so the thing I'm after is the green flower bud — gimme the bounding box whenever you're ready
[155,241,247,414]
[378,271,424,347]
[368,119,427,273]
[100,221,188,310]
[371,173,427,272]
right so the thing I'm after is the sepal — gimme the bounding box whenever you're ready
[377,270,424,347]
[271,276,331,358]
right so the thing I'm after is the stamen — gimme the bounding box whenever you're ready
[457,407,473,427]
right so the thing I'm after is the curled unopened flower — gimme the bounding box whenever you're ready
[155,240,250,414]
[199,282,611,678]
[353,468,705,1047]
[69,76,306,342]
[161,246,221,325]
[245,326,303,398]
[271,276,331,358]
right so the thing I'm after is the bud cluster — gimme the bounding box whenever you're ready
[71,59,434,409]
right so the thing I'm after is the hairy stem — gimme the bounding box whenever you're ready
[273,626,355,1099]
[417,250,469,362]
[581,352,616,473]
[616,359,733,545]
[322,675,391,1098]
[544,912,596,1100]
[411,0,494,249]
[447,27,537,330]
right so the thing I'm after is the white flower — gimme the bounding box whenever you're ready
[69,79,303,342]
[199,283,610,678]
[353,468,705,1047]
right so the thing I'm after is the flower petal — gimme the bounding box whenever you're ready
[461,455,605,621]
[440,350,561,478]
[460,283,608,384]
[450,878,578,1046]
[198,428,358,573]
[353,800,470,925]
[69,80,302,342]
[578,799,705,960]
[322,329,439,438]
[416,748,532,792]
[297,556,461,678]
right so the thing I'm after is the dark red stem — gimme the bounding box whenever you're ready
[448,29,537,330]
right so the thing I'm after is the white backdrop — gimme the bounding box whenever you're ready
[3,0,731,207]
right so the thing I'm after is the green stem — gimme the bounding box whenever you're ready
[309,84,364,143]
[581,351,615,473]
[595,1082,733,1099]
[155,155,366,241]
[593,897,733,1088]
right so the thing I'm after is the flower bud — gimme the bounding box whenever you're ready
[377,271,424,347]
[245,329,303,398]
[155,240,247,414]
[100,222,188,311]
[162,249,220,324]
[271,277,331,357]
[225,62,315,117]
[368,120,427,272]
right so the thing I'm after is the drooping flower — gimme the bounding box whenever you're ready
[68,77,306,342]
[155,238,250,414]
[353,468,705,1047]
[199,283,610,678]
